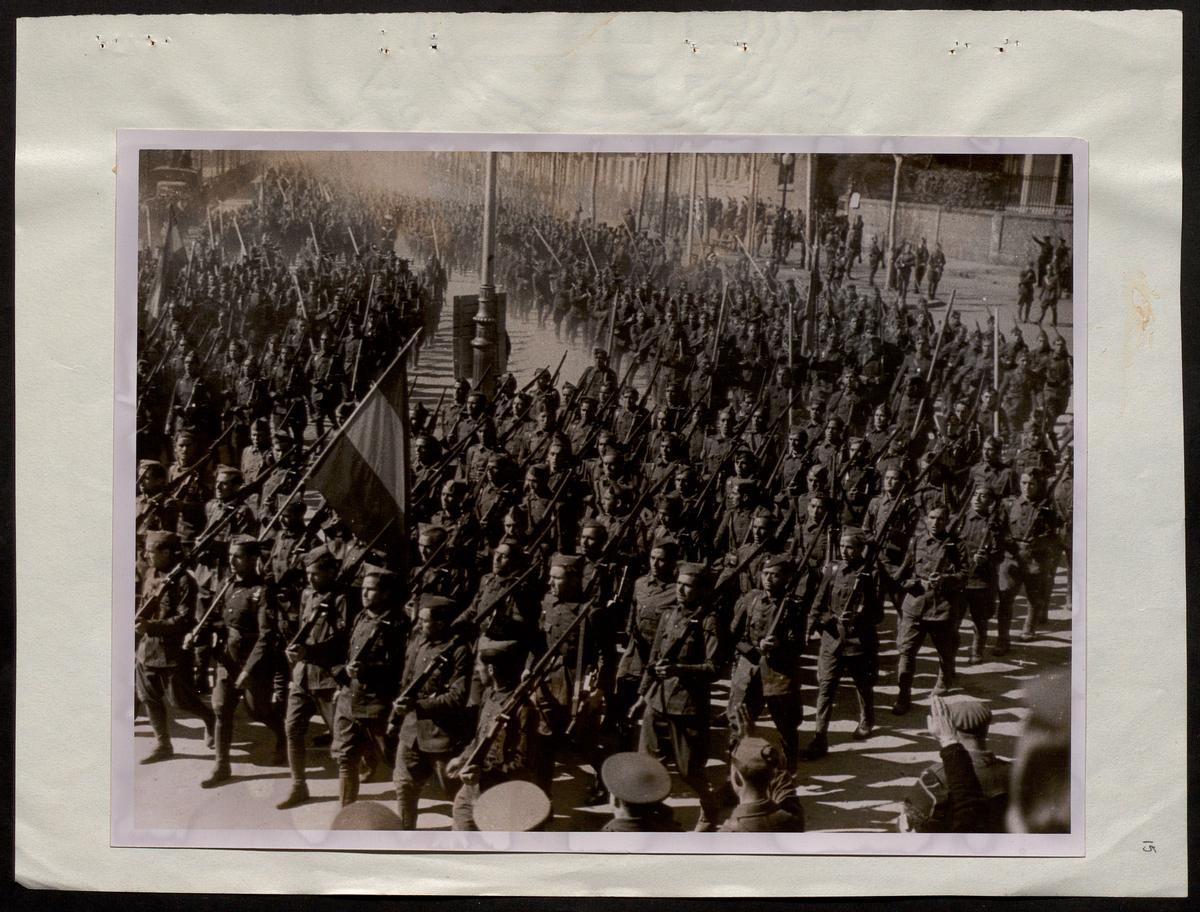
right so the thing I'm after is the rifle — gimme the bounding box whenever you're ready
[182,434,334,645]
[688,378,770,524]
[626,597,715,724]
[816,437,952,632]
[457,595,595,774]
[136,422,237,528]
[285,516,397,653]
[410,433,475,509]
[406,531,453,596]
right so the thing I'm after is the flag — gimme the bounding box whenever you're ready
[308,349,411,554]
[148,205,187,320]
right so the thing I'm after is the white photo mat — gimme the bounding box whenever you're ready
[15,11,1184,895]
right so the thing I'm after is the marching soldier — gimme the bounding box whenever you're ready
[631,562,723,831]
[890,504,966,715]
[447,637,540,831]
[392,594,472,829]
[135,531,216,763]
[804,527,880,759]
[728,555,807,767]
[276,547,354,809]
[331,567,408,806]
[197,535,286,788]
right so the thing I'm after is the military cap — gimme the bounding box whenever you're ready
[467,390,487,403]
[361,565,397,586]
[549,553,582,572]
[580,518,608,534]
[478,636,521,660]
[330,801,404,831]
[304,545,337,568]
[473,780,551,832]
[486,452,509,468]
[417,523,447,542]
[676,561,710,581]
[230,535,261,554]
[601,752,671,805]
[138,459,166,477]
[592,347,607,358]
[650,533,679,554]
[414,433,440,447]
[763,553,795,572]
[655,491,683,511]
[839,526,866,545]
[752,506,777,521]
[214,464,242,481]
[579,394,598,406]
[145,530,181,550]
[417,593,457,620]
[494,536,524,553]
[731,734,785,778]
[947,698,993,737]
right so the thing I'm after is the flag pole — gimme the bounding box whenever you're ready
[991,299,999,437]
[303,330,422,484]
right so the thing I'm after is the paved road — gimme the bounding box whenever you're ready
[134,246,1073,835]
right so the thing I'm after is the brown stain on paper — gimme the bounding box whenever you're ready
[1119,270,1160,416]
[1122,270,1158,368]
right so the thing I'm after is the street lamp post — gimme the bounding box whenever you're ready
[472,151,500,396]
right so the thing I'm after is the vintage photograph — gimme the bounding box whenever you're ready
[125,141,1077,846]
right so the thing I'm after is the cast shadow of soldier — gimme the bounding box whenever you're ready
[136,580,1069,832]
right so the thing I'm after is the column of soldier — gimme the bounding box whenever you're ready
[134,160,1073,833]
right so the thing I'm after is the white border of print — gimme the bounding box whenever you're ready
[113,130,1086,856]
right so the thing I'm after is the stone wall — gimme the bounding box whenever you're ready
[845,196,1072,266]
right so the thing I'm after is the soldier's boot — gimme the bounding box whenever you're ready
[693,790,721,833]
[970,626,987,664]
[890,674,913,716]
[339,770,359,808]
[396,784,420,831]
[141,741,175,764]
[994,595,1014,655]
[276,746,310,809]
[853,692,875,740]
[200,714,234,787]
[801,731,829,761]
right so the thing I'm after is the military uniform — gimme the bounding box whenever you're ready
[393,622,472,829]
[280,580,354,798]
[637,596,722,826]
[999,493,1062,641]
[135,554,215,759]
[893,528,965,710]
[330,604,408,805]
[808,555,881,746]
[728,586,806,765]
[206,569,285,782]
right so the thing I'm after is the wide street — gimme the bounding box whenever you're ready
[133,241,1075,836]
